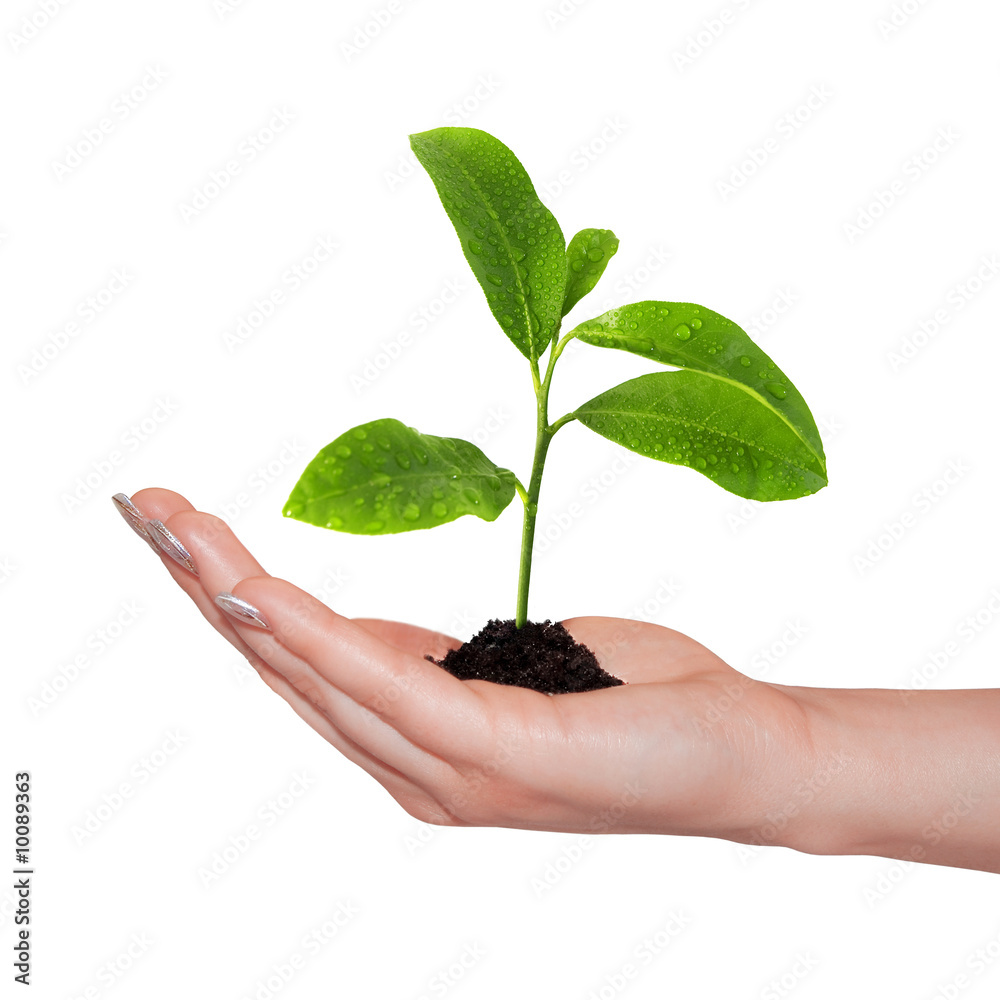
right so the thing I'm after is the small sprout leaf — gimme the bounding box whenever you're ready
[409,127,567,363]
[562,228,620,316]
[283,418,517,534]
[573,371,827,501]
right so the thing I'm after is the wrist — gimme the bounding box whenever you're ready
[767,685,1000,872]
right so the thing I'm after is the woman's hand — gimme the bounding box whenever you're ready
[114,488,1000,873]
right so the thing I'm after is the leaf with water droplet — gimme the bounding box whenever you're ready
[409,128,566,362]
[568,301,825,478]
[562,228,620,317]
[573,372,827,501]
[283,418,517,533]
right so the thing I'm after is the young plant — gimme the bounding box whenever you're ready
[283,128,827,628]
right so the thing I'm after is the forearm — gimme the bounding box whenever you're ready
[774,686,1000,873]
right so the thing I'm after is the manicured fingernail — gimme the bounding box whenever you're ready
[146,519,199,576]
[112,493,160,550]
[215,592,271,629]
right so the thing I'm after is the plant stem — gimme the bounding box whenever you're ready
[514,330,579,628]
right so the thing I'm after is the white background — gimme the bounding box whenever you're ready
[4,0,1000,996]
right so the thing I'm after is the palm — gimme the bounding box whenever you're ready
[123,488,810,842]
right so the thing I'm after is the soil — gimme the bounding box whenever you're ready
[426,618,624,695]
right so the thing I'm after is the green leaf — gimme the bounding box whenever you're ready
[573,372,827,501]
[562,228,619,316]
[283,418,517,534]
[569,300,825,473]
[409,127,567,363]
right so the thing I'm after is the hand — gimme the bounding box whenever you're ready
[116,488,818,844]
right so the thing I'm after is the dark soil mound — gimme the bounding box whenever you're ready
[427,619,624,694]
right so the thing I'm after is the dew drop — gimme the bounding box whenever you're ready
[486,274,503,286]
[395,453,411,470]
[740,356,752,367]
[691,318,702,330]
[469,240,483,255]
[674,324,691,341]
[765,383,788,400]
[431,501,448,518]
[402,503,421,521]
[571,260,585,272]
[629,438,640,448]
[352,427,368,440]
[335,444,352,458]
[364,520,384,532]
[695,457,707,469]
[731,463,740,473]
[587,247,604,262]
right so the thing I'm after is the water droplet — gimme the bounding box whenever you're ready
[431,501,448,518]
[364,520,384,532]
[328,516,343,529]
[402,503,421,521]
[695,457,707,469]
[469,240,483,255]
[730,463,739,473]
[486,274,503,286]
[740,356,752,367]
[376,436,391,450]
[674,324,691,341]
[629,438,640,448]
[691,318,702,330]
[352,427,367,440]
[395,453,411,470]
[335,444,352,458]
[511,248,526,262]
[571,260,585,272]
[587,247,604,262]
[765,383,787,400]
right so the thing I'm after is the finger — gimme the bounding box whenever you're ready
[230,576,491,764]
[164,512,467,789]
[352,618,462,660]
[130,505,452,817]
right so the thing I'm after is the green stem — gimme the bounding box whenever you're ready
[514,330,579,628]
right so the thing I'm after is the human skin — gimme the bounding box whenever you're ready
[117,488,1000,874]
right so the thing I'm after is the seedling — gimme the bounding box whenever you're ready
[283,128,827,629]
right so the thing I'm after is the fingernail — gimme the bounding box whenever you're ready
[112,493,160,551]
[146,519,199,576]
[215,592,271,629]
